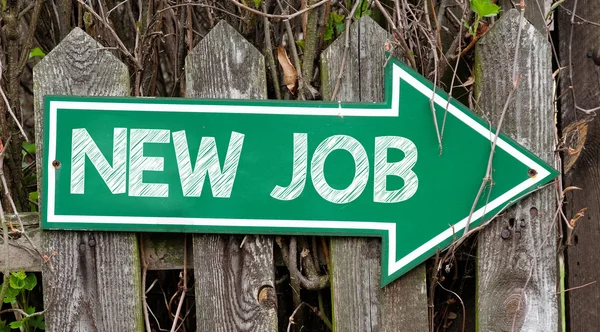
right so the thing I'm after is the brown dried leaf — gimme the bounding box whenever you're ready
[277,45,298,94]
[459,76,475,88]
[570,207,588,228]
[562,186,583,196]
[562,119,590,173]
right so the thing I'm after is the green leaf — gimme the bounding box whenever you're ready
[30,316,45,330]
[9,321,23,329]
[28,47,46,59]
[470,0,501,18]
[25,306,36,315]
[295,40,305,50]
[3,286,19,303]
[23,273,37,291]
[331,12,344,23]
[11,270,27,281]
[461,18,471,30]
[23,141,36,154]
[325,12,344,41]
[324,24,334,41]
[29,191,38,212]
[461,18,475,36]
[253,0,261,8]
[355,0,371,19]
[9,276,25,290]
[335,22,345,35]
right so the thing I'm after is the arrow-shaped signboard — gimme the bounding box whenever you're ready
[42,57,558,286]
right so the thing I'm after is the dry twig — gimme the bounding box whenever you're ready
[462,75,521,236]
[170,235,188,332]
[331,0,361,100]
[231,0,328,21]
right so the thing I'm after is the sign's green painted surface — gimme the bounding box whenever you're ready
[42,58,558,286]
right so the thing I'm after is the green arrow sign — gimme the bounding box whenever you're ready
[41,57,558,286]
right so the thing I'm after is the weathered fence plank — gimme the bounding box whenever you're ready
[33,28,144,331]
[321,16,428,332]
[185,21,277,332]
[475,9,557,331]
[557,1,600,331]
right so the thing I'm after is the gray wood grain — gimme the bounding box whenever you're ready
[557,2,600,331]
[33,28,144,332]
[185,21,277,332]
[321,16,428,332]
[475,9,557,332]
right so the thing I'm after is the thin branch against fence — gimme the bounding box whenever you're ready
[157,3,243,19]
[440,11,466,142]
[230,0,329,21]
[437,281,466,332]
[0,85,29,142]
[140,237,152,332]
[373,0,417,69]
[557,280,597,294]
[462,76,521,237]
[262,2,282,100]
[560,5,600,27]
[17,0,45,74]
[567,0,579,119]
[416,21,443,154]
[287,301,332,332]
[331,0,361,101]
[75,0,140,69]
[0,139,9,304]
[170,235,188,332]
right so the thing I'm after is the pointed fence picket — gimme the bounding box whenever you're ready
[320,17,428,332]
[33,28,144,331]
[475,9,557,332]
[185,21,278,332]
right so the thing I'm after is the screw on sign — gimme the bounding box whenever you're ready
[41,57,558,286]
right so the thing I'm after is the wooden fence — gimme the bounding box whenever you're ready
[1,11,560,332]
[558,1,600,332]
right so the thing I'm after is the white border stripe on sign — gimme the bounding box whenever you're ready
[45,64,550,277]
